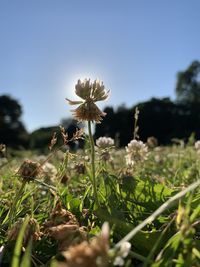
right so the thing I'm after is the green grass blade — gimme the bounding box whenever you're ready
[11,216,30,267]
[19,239,32,267]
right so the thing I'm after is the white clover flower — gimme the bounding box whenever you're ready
[119,241,131,258]
[113,242,131,266]
[113,256,124,266]
[195,140,200,153]
[96,137,114,149]
[125,139,148,166]
[42,162,57,182]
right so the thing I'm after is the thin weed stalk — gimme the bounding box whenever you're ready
[133,106,139,140]
[88,120,100,207]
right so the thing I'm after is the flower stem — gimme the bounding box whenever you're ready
[88,121,100,207]
[8,180,27,228]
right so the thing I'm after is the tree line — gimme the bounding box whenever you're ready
[1,60,200,150]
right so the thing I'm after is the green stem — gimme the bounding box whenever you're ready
[88,120,100,207]
[8,180,27,228]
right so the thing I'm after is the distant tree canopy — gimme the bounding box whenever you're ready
[30,119,83,152]
[176,60,200,105]
[96,96,200,146]
[0,95,29,148]
[95,105,133,146]
[137,98,193,144]
[30,126,59,152]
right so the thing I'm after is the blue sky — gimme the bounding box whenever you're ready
[0,0,200,132]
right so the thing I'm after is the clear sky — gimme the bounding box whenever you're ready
[0,0,200,132]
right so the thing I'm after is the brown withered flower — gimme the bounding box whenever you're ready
[74,162,85,175]
[18,159,41,181]
[61,174,71,184]
[57,222,109,267]
[0,144,6,158]
[66,79,109,123]
[7,217,41,246]
[44,202,87,251]
[146,136,158,148]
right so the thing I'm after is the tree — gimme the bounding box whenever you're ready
[137,98,190,144]
[176,60,200,105]
[95,105,133,147]
[30,119,84,152]
[95,98,200,145]
[0,95,29,148]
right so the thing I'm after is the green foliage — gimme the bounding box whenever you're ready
[0,95,29,148]
[176,60,200,105]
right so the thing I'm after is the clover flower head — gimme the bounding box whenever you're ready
[66,79,110,123]
[195,140,200,153]
[42,162,57,183]
[125,139,148,166]
[96,137,114,149]
[119,242,131,258]
[113,242,131,266]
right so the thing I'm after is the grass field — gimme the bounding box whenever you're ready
[1,133,200,267]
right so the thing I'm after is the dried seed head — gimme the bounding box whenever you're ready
[61,174,71,184]
[0,144,6,157]
[74,162,85,175]
[44,202,86,251]
[59,222,109,267]
[72,128,84,141]
[147,136,158,148]
[134,106,139,120]
[18,159,41,181]
[101,151,111,162]
[49,132,57,151]
[60,126,69,145]
[7,217,41,245]
[47,202,78,226]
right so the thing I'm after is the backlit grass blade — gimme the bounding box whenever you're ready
[19,239,32,267]
[11,215,30,267]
